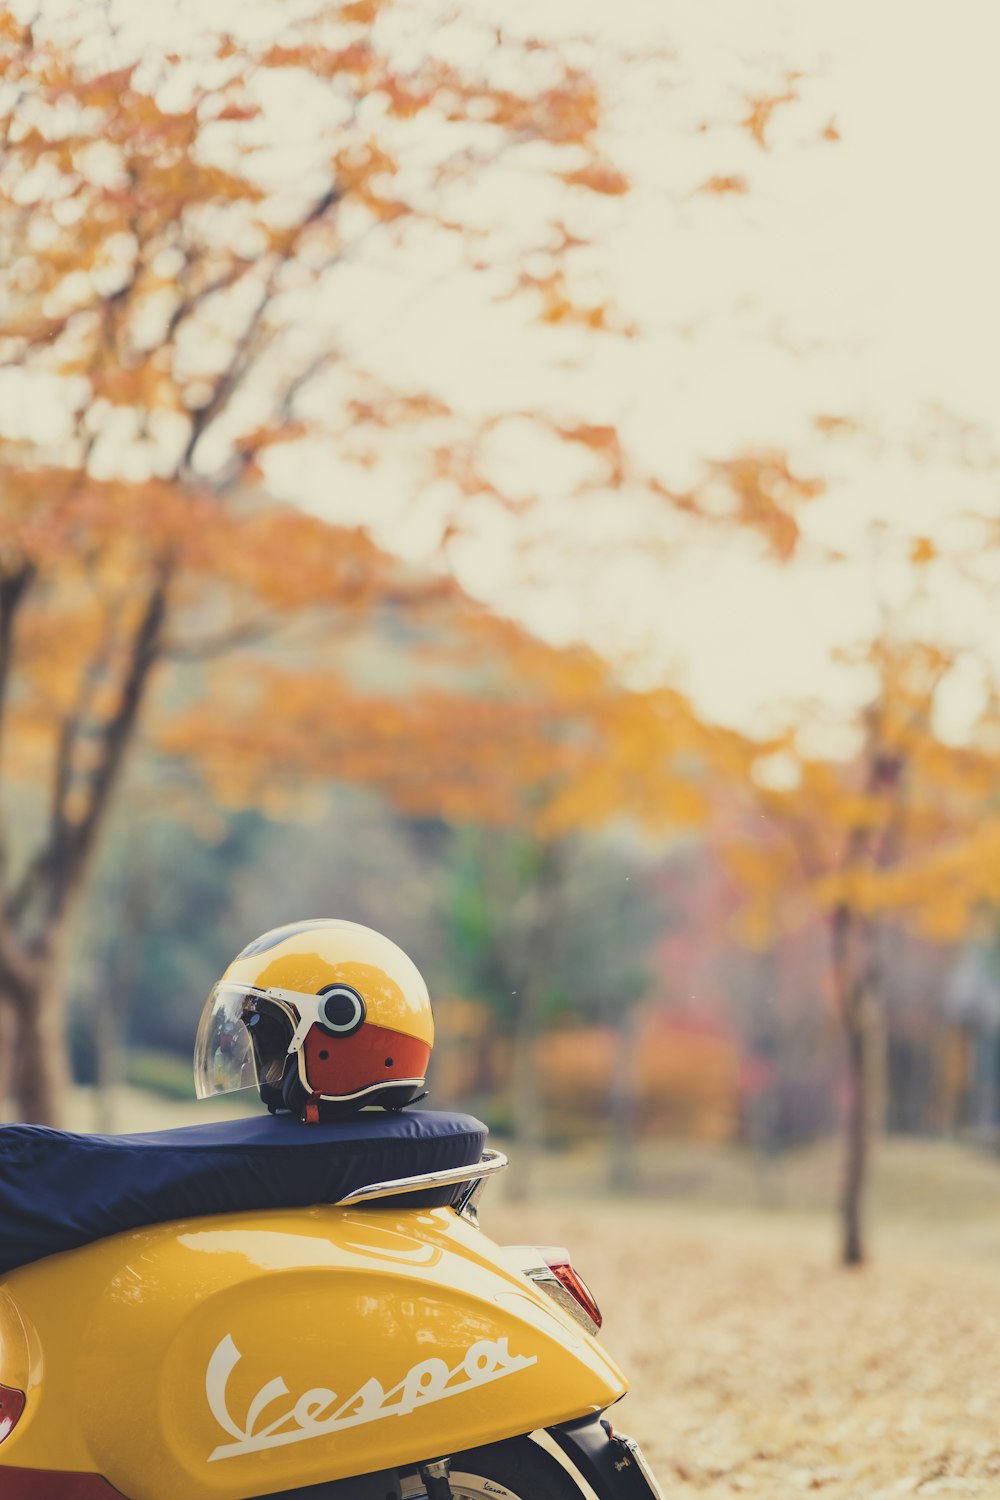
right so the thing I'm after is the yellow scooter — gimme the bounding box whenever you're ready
[0,1108,663,1500]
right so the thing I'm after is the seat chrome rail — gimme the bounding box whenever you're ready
[335,1147,508,1206]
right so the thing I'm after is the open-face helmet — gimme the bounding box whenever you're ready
[194,919,434,1122]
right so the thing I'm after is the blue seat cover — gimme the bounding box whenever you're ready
[0,1109,488,1275]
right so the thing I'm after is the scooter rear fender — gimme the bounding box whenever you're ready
[0,1205,626,1500]
[533,1416,665,1500]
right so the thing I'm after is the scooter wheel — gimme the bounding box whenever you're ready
[404,1435,581,1498]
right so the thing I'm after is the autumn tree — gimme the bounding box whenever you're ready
[725,542,1000,1264]
[0,0,835,1137]
[0,0,650,1124]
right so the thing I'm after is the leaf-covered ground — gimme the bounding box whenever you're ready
[485,1195,1000,1498]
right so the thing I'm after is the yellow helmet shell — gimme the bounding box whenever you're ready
[224,919,434,1048]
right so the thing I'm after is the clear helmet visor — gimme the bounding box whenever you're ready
[193,981,289,1098]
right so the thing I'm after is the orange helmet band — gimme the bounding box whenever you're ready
[298,1024,430,1100]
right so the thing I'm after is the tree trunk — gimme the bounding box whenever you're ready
[506,838,562,1203]
[0,999,15,1120]
[841,991,870,1266]
[3,955,71,1127]
[831,903,880,1268]
[744,947,781,1209]
[0,578,169,1130]
[508,976,544,1202]
[608,1003,640,1195]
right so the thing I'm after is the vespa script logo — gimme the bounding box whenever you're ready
[205,1333,538,1462]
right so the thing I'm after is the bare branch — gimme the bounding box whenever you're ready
[210,349,339,494]
[278,349,340,422]
[162,254,259,345]
[177,182,342,482]
[177,267,281,481]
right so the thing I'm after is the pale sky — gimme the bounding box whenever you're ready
[9,0,1000,744]
[269,0,1000,742]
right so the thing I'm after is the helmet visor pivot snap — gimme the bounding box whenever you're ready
[317,984,366,1036]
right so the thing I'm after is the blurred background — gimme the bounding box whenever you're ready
[4,1,1000,1490]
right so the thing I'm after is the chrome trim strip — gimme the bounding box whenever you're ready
[335,1148,508,1205]
[453,1170,487,1226]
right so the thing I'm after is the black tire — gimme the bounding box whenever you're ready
[405,1436,583,1499]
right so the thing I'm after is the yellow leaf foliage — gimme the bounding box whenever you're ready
[726,633,1000,951]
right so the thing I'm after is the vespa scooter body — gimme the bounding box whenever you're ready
[0,1200,627,1498]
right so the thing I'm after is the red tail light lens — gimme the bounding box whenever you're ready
[0,1381,25,1445]
[544,1254,603,1331]
[527,1245,603,1333]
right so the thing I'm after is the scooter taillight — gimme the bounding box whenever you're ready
[529,1246,603,1334]
[0,1381,25,1445]
[545,1254,603,1331]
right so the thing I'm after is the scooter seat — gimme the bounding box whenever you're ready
[0,1109,488,1275]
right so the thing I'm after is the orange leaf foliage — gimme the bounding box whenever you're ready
[698,175,749,196]
[708,452,824,561]
[740,78,800,149]
[561,157,629,196]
